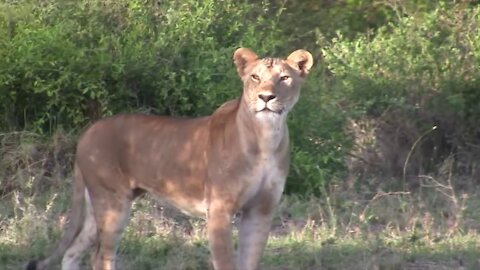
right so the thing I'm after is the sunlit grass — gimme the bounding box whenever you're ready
[2,185,480,270]
[1,131,478,269]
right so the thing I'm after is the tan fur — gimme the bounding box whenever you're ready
[26,48,313,270]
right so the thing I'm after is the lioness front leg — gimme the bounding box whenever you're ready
[207,203,236,270]
[236,201,276,270]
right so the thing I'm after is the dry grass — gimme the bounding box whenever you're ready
[2,184,480,270]
[1,132,479,270]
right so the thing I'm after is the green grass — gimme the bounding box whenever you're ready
[1,184,480,270]
[1,130,478,269]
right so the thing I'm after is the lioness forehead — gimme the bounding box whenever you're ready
[252,57,291,75]
[260,57,282,68]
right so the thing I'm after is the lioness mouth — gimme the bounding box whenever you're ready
[258,107,283,114]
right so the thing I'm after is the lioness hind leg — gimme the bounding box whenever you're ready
[61,189,97,270]
[89,192,132,270]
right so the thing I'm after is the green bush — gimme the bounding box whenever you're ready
[5,1,477,196]
[287,67,351,195]
[0,0,342,195]
[0,0,283,133]
[323,4,480,178]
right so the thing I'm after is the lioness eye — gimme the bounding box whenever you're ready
[251,74,260,81]
[280,75,290,81]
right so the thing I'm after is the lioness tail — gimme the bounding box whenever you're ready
[26,161,86,270]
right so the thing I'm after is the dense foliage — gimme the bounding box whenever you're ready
[0,0,283,132]
[0,0,478,195]
[323,4,480,181]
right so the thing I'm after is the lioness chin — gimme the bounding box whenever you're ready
[26,47,313,270]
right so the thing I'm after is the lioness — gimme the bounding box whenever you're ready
[27,48,313,270]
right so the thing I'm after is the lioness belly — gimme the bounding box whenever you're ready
[138,179,208,218]
[157,194,208,218]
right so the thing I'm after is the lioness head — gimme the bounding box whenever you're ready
[233,48,313,121]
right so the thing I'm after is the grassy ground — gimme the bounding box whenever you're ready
[1,184,480,270]
[1,132,479,269]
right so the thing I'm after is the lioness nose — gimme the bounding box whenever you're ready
[258,94,276,102]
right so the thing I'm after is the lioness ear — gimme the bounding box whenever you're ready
[233,48,258,77]
[286,50,314,77]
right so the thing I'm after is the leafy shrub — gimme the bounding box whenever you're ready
[287,68,351,195]
[0,0,282,133]
[323,4,480,179]
[1,0,341,195]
